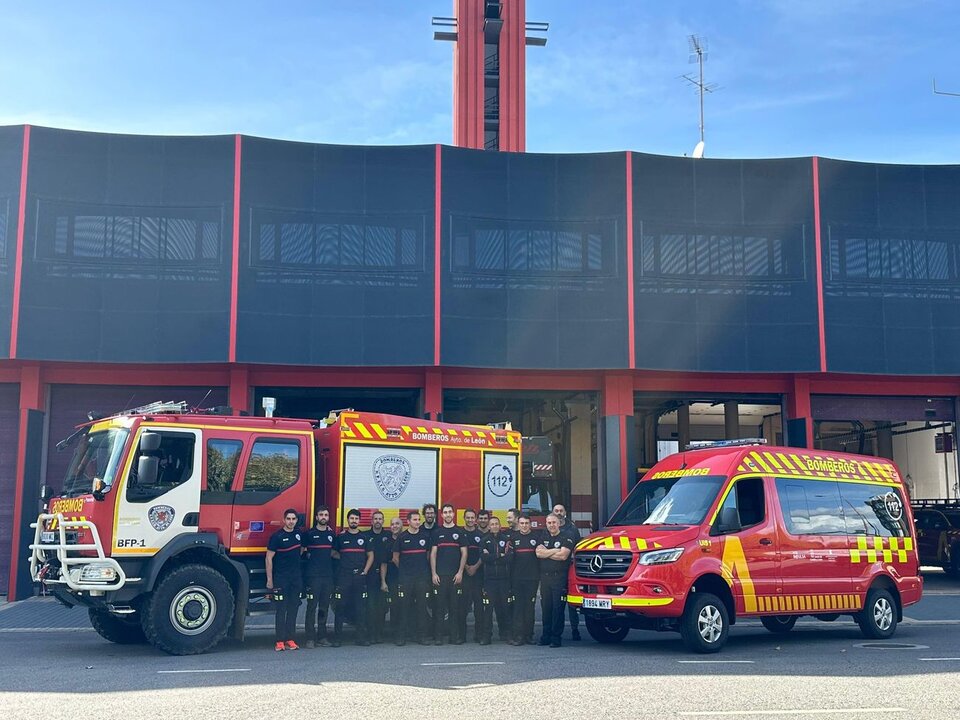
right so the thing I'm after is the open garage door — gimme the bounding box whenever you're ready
[0,384,19,593]
[812,395,958,500]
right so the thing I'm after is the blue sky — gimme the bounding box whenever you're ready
[0,0,957,162]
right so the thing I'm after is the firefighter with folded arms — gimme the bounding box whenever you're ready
[536,512,575,647]
[366,510,392,644]
[461,508,485,642]
[265,508,304,652]
[508,514,540,645]
[553,503,582,641]
[302,505,336,648]
[478,515,512,644]
[430,503,468,644]
[382,515,404,641]
[392,510,433,645]
[332,508,374,647]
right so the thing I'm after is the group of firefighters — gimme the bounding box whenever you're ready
[265,503,581,652]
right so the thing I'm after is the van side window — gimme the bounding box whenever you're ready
[206,439,243,492]
[775,478,845,535]
[242,439,300,492]
[716,477,765,531]
[837,482,909,537]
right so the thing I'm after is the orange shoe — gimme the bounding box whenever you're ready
[274,641,285,652]
[285,640,299,650]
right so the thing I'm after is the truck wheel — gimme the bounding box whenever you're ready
[88,608,147,644]
[681,592,729,653]
[584,616,629,643]
[141,564,235,655]
[760,615,797,634]
[856,587,897,640]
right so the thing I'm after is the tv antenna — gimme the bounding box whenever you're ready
[681,35,719,158]
[933,78,960,97]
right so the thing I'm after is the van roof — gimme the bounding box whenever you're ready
[649,445,903,487]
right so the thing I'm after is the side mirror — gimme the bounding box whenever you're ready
[140,432,161,453]
[716,505,742,535]
[137,455,159,487]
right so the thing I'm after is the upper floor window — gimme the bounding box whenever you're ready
[828,226,959,284]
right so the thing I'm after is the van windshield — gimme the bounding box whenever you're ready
[607,475,726,527]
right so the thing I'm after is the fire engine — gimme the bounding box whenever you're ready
[568,440,922,652]
[29,402,521,655]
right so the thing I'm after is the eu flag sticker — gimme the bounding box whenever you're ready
[249,521,265,533]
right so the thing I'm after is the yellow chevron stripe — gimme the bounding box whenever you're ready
[636,538,648,551]
[764,452,785,472]
[355,422,374,439]
[777,452,798,471]
[370,423,388,440]
[750,451,773,473]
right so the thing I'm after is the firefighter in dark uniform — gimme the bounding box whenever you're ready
[303,505,336,648]
[508,514,540,645]
[461,508,484,642]
[265,508,303,652]
[392,510,433,645]
[430,503,467,644]
[537,512,575,648]
[332,508,374,646]
[366,510,392,644]
[382,516,404,642]
[479,515,512,644]
[553,503,582,640]
[421,503,439,635]
[505,507,520,541]
[477,509,491,534]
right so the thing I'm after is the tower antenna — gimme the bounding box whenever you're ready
[681,35,719,158]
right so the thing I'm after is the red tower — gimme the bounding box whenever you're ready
[434,1,547,152]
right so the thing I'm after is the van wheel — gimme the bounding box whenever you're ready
[141,564,235,655]
[760,615,797,634]
[856,587,897,640]
[88,608,146,644]
[584,616,629,643]
[681,592,729,653]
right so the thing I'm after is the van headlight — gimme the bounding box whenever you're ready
[638,548,684,565]
[78,564,118,583]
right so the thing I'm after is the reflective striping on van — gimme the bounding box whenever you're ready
[850,535,913,563]
[756,594,862,613]
[737,451,899,485]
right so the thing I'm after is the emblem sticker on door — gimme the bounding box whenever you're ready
[148,505,176,532]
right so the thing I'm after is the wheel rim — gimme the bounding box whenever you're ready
[697,604,723,643]
[772,615,791,626]
[169,585,217,636]
[602,623,621,635]
[873,597,893,631]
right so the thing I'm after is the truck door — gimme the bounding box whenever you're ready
[198,431,248,544]
[228,433,312,554]
[711,476,781,615]
[114,428,201,556]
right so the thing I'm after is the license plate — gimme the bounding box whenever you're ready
[40,531,55,544]
[583,598,612,610]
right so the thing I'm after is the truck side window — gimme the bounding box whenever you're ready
[206,439,243,492]
[242,439,300,492]
[716,477,765,531]
[126,431,196,502]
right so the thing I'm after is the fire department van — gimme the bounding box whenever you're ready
[29,402,521,655]
[568,440,922,653]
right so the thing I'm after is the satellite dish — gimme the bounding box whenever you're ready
[692,141,705,159]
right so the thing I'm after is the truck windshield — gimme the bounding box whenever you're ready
[607,475,726,527]
[62,429,130,498]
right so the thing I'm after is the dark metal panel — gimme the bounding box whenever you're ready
[237,138,435,366]
[0,383,19,591]
[441,147,629,369]
[812,395,955,422]
[0,126,24,359]
[16,128,234,362]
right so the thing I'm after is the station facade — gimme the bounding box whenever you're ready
[0,123,959,597]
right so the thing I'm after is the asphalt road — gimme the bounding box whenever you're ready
[1,572,959,720]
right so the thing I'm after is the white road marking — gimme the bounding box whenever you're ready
[0,627,94,632]
[421,661,505,667]
[679,708,906,717]
[902,617,960,625]
[677,660,755,664]
[157,669,251,674]
[919,657,960,661]
[449,683,496,689]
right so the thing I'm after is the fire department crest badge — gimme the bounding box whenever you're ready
[419,538,426,546]
[148,505,175,532]
[373,454,411,501]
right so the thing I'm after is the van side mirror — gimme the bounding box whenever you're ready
[715,505,742,535]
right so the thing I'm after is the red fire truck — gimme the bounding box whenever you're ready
[29,402,521,655]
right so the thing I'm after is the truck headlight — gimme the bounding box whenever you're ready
[78,564,118,583]
[638,548,684,565]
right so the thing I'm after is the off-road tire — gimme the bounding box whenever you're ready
[680,592,729,653]
[88,607,147,644]
[141,564,235,655]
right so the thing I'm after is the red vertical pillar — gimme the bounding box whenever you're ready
[601,373,635,517]
[785,377,814,448]
[229,366,250,415]
[453,0,484,149]
[424,369,443,421]
[499,0,526,152]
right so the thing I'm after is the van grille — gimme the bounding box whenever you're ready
[574,550,633,579]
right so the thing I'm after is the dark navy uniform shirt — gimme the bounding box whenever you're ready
[334,530,372,575]
[509,530,541,580]
[538,532,576,576]
[267,528,303,577]
[464,527,484,567]
[481,532,511,580]
[432,525,467,576]
[303,526,336,577]
[394,529,432,579]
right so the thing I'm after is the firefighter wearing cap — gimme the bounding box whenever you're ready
[366,510,392,644]
[332,508,374,647]
[302,505,336,648]
[430,503,468,645]
[508,514,540,645]
[461,508,485,642]
[537,512,575,648]
[265,508,303,652]
[479,515,512,644]
[392,510,433,645]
